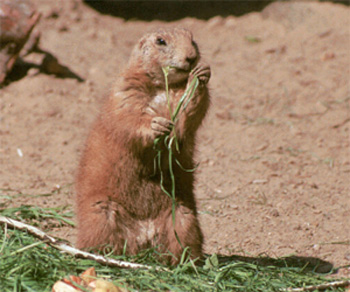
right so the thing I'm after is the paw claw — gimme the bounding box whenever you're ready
[151,117,173,137]
[190,63,211,85]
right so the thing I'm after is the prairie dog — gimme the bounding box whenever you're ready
[76,28,211,265]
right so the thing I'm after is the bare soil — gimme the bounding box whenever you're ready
[1,0,349,276]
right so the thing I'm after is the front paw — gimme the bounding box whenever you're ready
[190,63,211,85]
[151,116,174,138]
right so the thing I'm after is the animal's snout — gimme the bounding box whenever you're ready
[186,56,197,66]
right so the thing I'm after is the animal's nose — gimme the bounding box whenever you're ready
[186,56,197,66]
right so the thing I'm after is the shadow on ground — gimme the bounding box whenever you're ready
[83,1,273,21]
[2,50,84,87]
[216,254,337,274]
[84,0,349,21]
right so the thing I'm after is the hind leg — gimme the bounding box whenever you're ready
[76,198,129,253]
[159,205,203,265]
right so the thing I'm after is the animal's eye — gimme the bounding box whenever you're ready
[156,37,167,46]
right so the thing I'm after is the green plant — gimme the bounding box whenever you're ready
[153,67,199,248]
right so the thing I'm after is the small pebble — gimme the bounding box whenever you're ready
[270,209,279,217]
[17,148,23,158]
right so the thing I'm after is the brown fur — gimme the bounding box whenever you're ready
[75,28,210,265]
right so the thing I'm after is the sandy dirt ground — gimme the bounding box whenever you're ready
[0,0,349,276]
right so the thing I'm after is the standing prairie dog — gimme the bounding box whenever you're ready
[76,27,211,265]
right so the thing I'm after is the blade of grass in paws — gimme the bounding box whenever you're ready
[154,67,200,250]
[173,77,199,122]
[162,67,178,151]
[162,66,199,151]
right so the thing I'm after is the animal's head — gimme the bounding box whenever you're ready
[130,28,200,86]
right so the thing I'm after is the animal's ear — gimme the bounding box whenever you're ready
[138,37,146,49]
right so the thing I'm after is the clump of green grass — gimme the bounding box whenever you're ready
[0,205,75,227]
[1,204,349,291]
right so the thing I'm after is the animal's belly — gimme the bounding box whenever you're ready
[126,219,161,247]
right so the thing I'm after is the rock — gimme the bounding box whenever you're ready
[0,0,41,83]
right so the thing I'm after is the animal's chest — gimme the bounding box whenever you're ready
[150,92,167,107]
[149,90,181,116]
